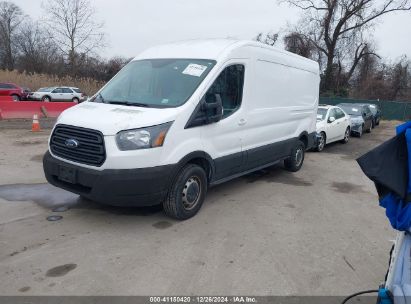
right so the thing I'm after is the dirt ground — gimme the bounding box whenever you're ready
[0,119,401,296]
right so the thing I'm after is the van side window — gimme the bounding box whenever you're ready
[206,64,245,118]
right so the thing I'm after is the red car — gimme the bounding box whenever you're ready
[0,82,30,101]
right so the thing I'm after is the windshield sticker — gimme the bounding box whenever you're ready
[182,64,208,77]
[352,108,359,112]
[317,114,323,119]
[161,99,169,104]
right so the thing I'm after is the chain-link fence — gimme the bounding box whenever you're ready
[319,97,411,121]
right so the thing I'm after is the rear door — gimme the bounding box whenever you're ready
[51,88,63,101]
[61,88,74,101]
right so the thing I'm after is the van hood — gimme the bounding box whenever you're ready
[56,102,181,135]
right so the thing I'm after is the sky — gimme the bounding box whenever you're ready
[12,0,411,61]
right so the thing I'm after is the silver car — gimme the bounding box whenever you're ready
[30,86,87,102]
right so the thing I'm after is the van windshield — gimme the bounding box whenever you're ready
[94,59,216,108]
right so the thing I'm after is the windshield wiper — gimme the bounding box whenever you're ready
[108,101,150,107]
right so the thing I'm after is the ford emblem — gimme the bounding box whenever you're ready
[65,138,79,148]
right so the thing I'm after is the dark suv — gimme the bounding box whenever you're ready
[0,83,29,101]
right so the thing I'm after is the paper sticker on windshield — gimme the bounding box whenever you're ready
[352,108,358,112]
[317,114,323,119]
[182,64,208,77]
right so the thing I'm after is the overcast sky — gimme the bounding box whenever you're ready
[12,0,411,61]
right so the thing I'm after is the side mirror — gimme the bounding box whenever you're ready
[203,93,223,124]
[328,116,336,123]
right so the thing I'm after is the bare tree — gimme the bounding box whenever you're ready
[255,32,279,46]
[281,0,411,94]
[283,32,316,58]
[0,1,23,70]
[42,0,105,75]
[16,20,62,75]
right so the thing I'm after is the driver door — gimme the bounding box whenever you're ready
[199,61,248,181]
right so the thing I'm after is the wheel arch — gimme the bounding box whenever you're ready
[175,151,215,183]
[298,131,309,149]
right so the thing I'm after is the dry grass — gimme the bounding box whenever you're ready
[0,70,104,96]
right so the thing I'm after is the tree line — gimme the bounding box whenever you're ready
[1,0,410,101]
[257,0,411,101]
[0,0,130,82]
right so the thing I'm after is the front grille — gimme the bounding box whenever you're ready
[50,124,106,166]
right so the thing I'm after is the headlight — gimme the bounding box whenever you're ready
[116,122,173,151]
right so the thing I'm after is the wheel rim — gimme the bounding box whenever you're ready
[344,129,349,142]
[318,134,325,151]
[44,97,50,102]
[12,95,18,101]
[182,176,201,210]
[295,147,304,167]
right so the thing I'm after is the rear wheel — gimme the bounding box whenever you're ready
[284,140,305,172]
[72,97,79,103]
[163,164,207,220]
[340,127,350,144]
[11,94,20,101]
[316,132,326,152]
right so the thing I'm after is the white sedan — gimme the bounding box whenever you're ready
[315,105,351,152]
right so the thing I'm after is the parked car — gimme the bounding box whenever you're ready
[0,82,30,101]
[361,103,381,127]
[337,103,373,137]
[43,39,320,220]
[315,105,351,152]
[29,86,86,102]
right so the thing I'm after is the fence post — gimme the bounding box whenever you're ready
[404,102,409,122]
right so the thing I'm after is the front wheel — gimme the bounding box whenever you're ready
[163,164,207,220]
[340,127,350,144]
[42,96,51,102]
[366,123,372,133]
[284,140,305,172]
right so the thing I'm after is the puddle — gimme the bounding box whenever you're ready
[0,183,163,216]
[0,183,80,209]
[331,182,365,194]
[244,166,312,186]
[18,286,30,293]
[152,221,173,229]
[14,139,47,146]
[46,264,77,277]
[30,154,44,162]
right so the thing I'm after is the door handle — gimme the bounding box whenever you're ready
[238,119,247,126]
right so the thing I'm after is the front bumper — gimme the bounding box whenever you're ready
[43,151,176,206]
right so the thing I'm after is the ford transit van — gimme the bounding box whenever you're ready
[43,39,320,220]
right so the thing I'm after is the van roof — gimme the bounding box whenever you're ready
[135,39,319,74]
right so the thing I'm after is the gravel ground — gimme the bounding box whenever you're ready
[0,120,401,296]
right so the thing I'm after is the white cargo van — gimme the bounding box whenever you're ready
[43,39,320,219]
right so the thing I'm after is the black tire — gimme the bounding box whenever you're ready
[163,164,207,220]
[284,140,305,172]
[72,97,79,103]
[42,95,51,102]
[356,125,363,138]
[371,119,375,129]
[366,123,372,133]
[316,132,326,152]
[11,94,20,101]
[340,127,350,144]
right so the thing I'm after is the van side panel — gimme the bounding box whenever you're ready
[241,47,319,157]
